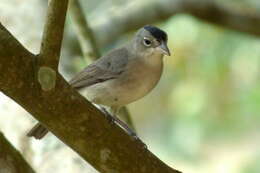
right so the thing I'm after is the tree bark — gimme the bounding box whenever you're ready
[0,132,35,173]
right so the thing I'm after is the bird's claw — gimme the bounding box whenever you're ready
[101,107,115,125]
[100,106,147,149]
[130,133,147,149]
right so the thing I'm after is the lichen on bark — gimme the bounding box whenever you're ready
[38,66,56,91]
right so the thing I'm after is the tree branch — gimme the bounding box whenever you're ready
[39,0,69,70]
[0,132,35,173]
[0,22,181,173]
[69,0,101,61]
[180,0,260,36]
[37,0,68,92]
[89,0,260,48]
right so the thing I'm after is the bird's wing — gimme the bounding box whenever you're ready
[69,47,129,89]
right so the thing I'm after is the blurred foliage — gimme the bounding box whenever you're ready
[242,154,260,173]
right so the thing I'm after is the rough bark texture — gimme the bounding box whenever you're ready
[0,22,181,173]
[0,132,35,173]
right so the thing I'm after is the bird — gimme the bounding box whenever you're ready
[27,25,171,139]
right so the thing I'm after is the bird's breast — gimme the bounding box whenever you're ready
[108,57,163,106]
[82,56,163,107]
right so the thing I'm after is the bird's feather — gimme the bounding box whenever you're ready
[69,47,129,89]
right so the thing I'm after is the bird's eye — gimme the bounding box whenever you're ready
[143,38,152,47]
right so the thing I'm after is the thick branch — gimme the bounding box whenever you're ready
[90,0,260,47]
[0,132,35,173]
[69,0,101,61]
[0,23,181,173]
[40,0,69,69]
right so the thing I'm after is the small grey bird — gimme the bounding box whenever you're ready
[27,25,170,139]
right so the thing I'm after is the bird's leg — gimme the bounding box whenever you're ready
[100,106,116,124]
[110,107,147,148]
[109,106,137,136]
[112,115,137,137]
[101,106,134,134]
[114,115,146,148]
[100,106,147,148]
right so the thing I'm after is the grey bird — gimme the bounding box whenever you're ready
[27,25,171,139]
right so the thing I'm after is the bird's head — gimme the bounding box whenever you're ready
[132,25,171,57]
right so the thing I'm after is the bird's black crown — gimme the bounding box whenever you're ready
[144,25,167,42]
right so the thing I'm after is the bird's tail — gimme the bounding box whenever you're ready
[27,123,49,139]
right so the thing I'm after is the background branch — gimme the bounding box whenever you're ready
[69,0,101,61]
[119,107,136,130]
[89,0,260,48]
[0,132,35,173]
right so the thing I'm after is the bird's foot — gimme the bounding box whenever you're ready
[100,107,147,149]
[130,134,147,149]
[100,107,115,125]
[112,115,147,149]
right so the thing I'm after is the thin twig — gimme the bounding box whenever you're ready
[119,107,136,131]
[69,0,101,61]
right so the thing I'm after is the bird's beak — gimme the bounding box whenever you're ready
[159,42,171,56]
